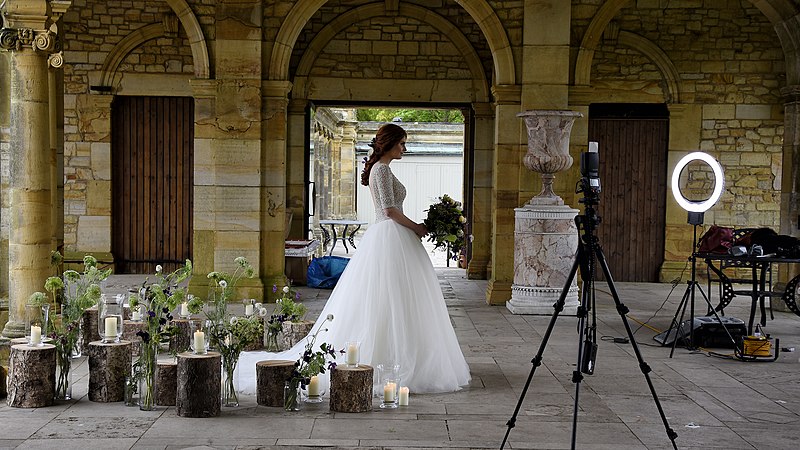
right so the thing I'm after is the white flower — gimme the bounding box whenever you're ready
[219,280,227,288]
[229,316,238,325]
[258,307,268,317]
[254,302,262,309]
[459,215,466,224]
[282,286,290,294]
[276,298,282,304]
[155,264,163,273]
[326,314,334,321]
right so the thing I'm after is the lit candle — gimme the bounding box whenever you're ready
[383,382,396,402]
[399,386,409,406]
[193,330,205,353]
[30,325,42,345]
[104,316,117,340]
[180,302,189,317]
[308,375,320,396]
[244,304,254,316]
[131,310,142,321]
[346,343,359,365]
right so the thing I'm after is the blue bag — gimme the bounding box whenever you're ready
[307,255,350,289]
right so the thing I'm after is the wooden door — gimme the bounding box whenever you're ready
[589,104,668,282]
[111,96,193,274]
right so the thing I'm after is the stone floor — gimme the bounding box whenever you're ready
[2,269,800,450]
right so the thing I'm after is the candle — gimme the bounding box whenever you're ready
[193,330,205,353]
[104,316,117,339]
[244,304,254,316]
[131,310,142,321]
[346,343,359,365]
[399,386,409,406]
[308,375,320,396]
[383,382,396,402]
[180,302,189,316]
[30,325,42,345]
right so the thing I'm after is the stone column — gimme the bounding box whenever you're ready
[339,118,358,218]
[777,86,800,312]
[467,102,494,280]
[0,4,61,338]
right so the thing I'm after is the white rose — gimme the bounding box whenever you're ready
[219,280,228,288]
[254,302,262,309]
[458,216,466,224]
[258,307,268,317]
[282,286,290,294]
[229,316,238,325]
[155,264,163,273]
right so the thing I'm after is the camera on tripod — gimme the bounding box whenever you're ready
[579,141,601,196]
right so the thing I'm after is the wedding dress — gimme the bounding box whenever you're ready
[235,162,470,394]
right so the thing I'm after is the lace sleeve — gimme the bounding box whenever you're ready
[372,164,399,210]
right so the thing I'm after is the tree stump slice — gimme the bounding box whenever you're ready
[7,344,56,408]
[330,364,373,413]
[169,319,193,354]
[122,321,147,357]
[279,321,314,351]
[176,351,221,417]
[255,360,295,407]
[156,359,178,406]
[81,306,100,353]
[0,365,7,398]
[88,340,132,402]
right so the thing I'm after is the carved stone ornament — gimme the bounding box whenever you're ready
[0,27,56,52]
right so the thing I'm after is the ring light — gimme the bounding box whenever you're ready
[670,152,724,213]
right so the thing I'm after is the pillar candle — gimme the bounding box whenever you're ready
[131,310,142,321]
[30,325,42,345]
[244,304,254,316]
[399,386,409,406]
[194,331,205,353]
[383,382,396,402]
[105,316,117,339]
[308,375,320,396]
[180,302,189,316]
[346,343,359,365]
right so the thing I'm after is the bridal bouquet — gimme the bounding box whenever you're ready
[423,194,467,261]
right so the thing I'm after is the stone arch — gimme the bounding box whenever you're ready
[98,0,209,87]
[575,0,800,87]
[269,0,514,85]
[292,3,489,102]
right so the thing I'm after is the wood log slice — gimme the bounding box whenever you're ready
[7,344,56,408]
[169,319,193,354]
[156,359,178,406]
[255,359,295,407]
[88,340,132,402]
[279,321,314,351]
[81,306,100,353]
[122,320,147,357]
[330,364,373,413]
[176,351,221,417]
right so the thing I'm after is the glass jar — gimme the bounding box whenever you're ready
[380,378,399,409]
[345,341,361,368]
[98,294,123,343]
[25,303,49,347]
[190,319,210,355]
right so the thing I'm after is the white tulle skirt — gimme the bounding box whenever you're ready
[235,219,471,394]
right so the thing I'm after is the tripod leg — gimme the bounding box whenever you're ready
[668,283,692,358]
[500,248,582,450]
[595,248,679,449]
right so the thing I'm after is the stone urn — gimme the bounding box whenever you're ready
[517,110,583,206]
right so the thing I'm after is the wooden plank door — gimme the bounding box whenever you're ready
[111,96,193,274]
[589,104,668,282]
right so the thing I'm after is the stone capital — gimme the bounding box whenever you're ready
[780,85,800,103]
[0,27,56,52]
[262,80,293,99]
[491,84,521,105]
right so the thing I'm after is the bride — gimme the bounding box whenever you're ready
[236,123,470,394]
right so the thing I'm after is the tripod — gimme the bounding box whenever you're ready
[500,173,678,450]
[663,213,739,358]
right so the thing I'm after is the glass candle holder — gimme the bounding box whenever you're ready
[380,378,399,409]
[98,294,123,343]
[178,300,191,319]
[303,375,326,403]
[345,341,361,367]
[242,298,255,317]
[25,303,49,347]
[375,363,401,397]
[190,319,210,354]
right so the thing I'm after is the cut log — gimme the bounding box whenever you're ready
[122,320,147,357]
[330,364,373,413]
[176,351,221,417]
[169,319,193,354]
[81,306,100,353]
[7,344,56,408]
[156,359,178,406]
[279,321,314,351]
[88,340,132,402]
[255,359,296,407]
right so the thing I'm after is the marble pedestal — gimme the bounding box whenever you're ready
[507,205,580,315]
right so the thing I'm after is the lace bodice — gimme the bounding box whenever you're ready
[369,163,406,223]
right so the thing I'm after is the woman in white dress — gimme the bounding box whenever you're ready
[236,123,470,394]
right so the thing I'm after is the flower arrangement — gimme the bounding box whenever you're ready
[200,256,258,407]
[285,314,341,410]
[30,252,111,400]
[265,282,308,352]
[128,260,193,410]
[423,194,467,261]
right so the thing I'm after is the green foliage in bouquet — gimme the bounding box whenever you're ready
[423,194,467,261]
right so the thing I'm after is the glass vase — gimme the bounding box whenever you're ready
[124,375,139,406]
[265,329,280,352]
[138,344,158,411]
[284,379,302,411]
[221,356,239,407]
[54,348,72,401]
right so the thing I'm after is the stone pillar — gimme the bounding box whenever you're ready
[0,4,61,338]
[339,118,358,218]
[777,86,800,312]
[467,102,494,280]
[286,98,307,239]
